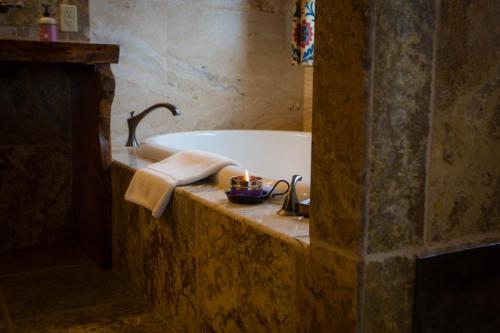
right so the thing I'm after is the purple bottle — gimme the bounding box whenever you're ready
[39,4,57,42]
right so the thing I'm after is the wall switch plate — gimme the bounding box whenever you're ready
[60,4,78,32]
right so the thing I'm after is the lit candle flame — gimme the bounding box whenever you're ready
[245,169,250,182]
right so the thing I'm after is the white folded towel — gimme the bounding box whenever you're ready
[125,149,238,218]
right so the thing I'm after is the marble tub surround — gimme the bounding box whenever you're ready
[311,0,500,331]
[0,0,89,41]
[90,0,306,144]
[137,130,312,201]
[110,149,345,332]
[112,146,310,251]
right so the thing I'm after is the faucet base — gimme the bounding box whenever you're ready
[277,208,301,217]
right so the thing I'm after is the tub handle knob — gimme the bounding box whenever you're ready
[277,175,302,216]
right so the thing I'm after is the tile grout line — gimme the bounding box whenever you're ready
[365,230,500,262]
[359,2,378,332]
[0,288,14,333]
[423,0,442,247]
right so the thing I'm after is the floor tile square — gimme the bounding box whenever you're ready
[0,247,90,276]
[11,300,169,333]
[0,264,137,321]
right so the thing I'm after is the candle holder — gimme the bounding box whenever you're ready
[226,176,290,205]
[230,175,264,196]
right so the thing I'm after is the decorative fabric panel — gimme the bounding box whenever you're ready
[292,0,315,66]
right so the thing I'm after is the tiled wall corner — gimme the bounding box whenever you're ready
[311,0,371,253]
[359,1,500,331]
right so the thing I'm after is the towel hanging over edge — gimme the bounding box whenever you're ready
[125,149,239,218]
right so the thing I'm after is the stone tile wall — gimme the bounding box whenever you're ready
[0,0,89,41]
[426,0,500,243]
[367,0,435,254]
[312,0,500,332]
[112,162,347,332]
[90,0,305,144]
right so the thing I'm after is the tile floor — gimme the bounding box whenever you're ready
[0,247,170,332]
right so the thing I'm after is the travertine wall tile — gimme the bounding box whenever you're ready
[196,203,295,332]
[311,0,370,253]
[367,0,435,253]
[363,256,415,333]
[90,0,169,145]
[90,0,304,144]
[296,246,359,333]
[427,0,500,242]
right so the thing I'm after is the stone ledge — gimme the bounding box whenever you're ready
[112,146,310,253]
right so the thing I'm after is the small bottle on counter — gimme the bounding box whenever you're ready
[39,4,57,42]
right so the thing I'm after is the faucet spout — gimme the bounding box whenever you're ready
[126,103,181,147]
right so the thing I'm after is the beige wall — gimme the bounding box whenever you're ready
[0,0,89,41]
[90,0,306,144]
[303,67,313,131]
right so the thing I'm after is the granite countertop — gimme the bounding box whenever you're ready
[112,146,310,252]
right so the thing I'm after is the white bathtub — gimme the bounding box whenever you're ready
[137,130,311,200]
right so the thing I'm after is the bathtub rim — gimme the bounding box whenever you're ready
[137,129,312,201]
[112,146,310,253]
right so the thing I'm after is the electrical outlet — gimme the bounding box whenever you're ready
[60,4,78,32]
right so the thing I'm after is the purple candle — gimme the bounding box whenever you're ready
[230,170,263,197]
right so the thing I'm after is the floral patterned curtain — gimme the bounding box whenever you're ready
[292,0,315,66]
